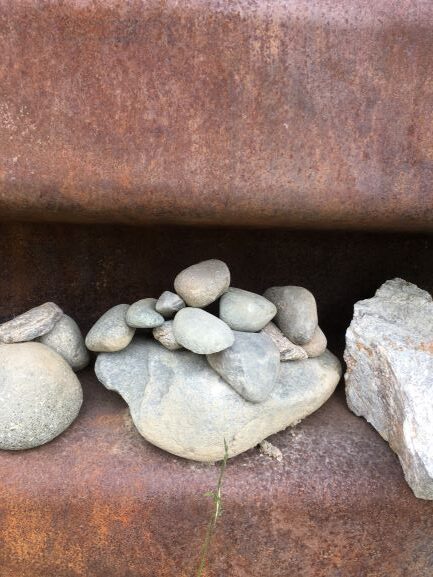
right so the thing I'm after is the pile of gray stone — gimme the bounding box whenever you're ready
[91,259,341,461]
[0,303,87,450]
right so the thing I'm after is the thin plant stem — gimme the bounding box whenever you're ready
[195,439,229,577]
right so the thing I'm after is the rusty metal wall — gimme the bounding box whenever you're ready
[0,0,432,230]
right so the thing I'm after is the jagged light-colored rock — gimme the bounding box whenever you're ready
[345,278,433,500]
[173,307,234,354]
[152,321,183,351]
[155,291,185,318]
[95,337,341,461]
[0,302,63,343]
[126,298,164,329]
[174,259,230,307]
[261,322,307,361]
[0,342,83,450]
[207,331,280,403]
[263,286,318,345]
[86,304,135,352]
[219,288,277,332]
[302,326,327,358]
[38,314,90,371]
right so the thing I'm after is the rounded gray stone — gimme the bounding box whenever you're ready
[219,287,276,332]
[38,314,90,371]
[172,307,234,354]
[302,326,327,358]
[85,304,135,352]
[126,298,165,329]
[152,321,183,351]
[263,286,318,345]
[207,331,280,402]
[155,291,185,318]
[174,259,230,307]
[0,342,83,450]
[95,337,341,462]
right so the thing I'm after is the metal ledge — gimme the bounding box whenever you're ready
[0,369,432,576]
[0,1,432,230]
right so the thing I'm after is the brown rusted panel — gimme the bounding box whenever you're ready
[0,1,432,231]
[0,373,432,577]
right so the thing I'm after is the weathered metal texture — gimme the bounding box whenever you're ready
[0,372,432,577]
[0,0,432,231]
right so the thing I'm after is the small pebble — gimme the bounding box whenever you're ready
[302,326,327,358]
[38,314,90,371]
[155,291,185,318]
[153,321,183,351]
[261,322,307,361]
[174,259,230,308]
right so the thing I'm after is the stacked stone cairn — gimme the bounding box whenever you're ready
[91,259,341,461]
[0,303,87,450]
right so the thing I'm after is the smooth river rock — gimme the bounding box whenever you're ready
[86,304,135,352]
[0,302,63,343]
[173,307,234,354]
[207,331,280,402]
[155,291,185,318]
[302,326,327,358]
[174,259,230,307]
[38,314,90,371]
[95,337,341,461]
[261,322,307,361]
[0,342,83,450]
[345,278,433,500]
[264,286,318,345]
[152,321,183,351]
[126,298,164,328]
[219,288,276,332]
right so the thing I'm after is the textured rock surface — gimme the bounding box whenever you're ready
[264,286,318,345]
[0,302,63,343]
[219,288,276,332]
[0,342,83,450]
[261,322,307,361]
[95,337,341,461]
[345,278,433,500]
[174,259,230,307]
[302,326,327,358]
[173,307,234,354]
[152,321,182,351]
[85,304,135,352]
[38,314,90,371]
[155,291,185,318]
[207,331,280,402]
[126,298,164,328]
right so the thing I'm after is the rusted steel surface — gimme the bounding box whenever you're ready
[0,1,432,231]
[0,372,431,577]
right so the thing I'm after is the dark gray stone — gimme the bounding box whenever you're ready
[126,298,165,328]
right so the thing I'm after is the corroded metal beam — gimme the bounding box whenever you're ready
[0,1,432,230]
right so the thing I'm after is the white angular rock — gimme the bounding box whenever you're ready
[207,331,280,402]
[345,278,433,500]
[0,302,63,343]
[219,288,277,332]
[263,286,318,345]
[126,298,164,328]
[0,342,83,450]
[152,321,183,351]
[85,304,135,352]
[95,337,341,461]
[261,322,308,361]
[173,307,234,354]
[155,291,185,318]
[38,314,90,371]
[302,326,327,358]
[174,259,230,307]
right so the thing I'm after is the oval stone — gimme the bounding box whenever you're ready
[302,326,327,358]
[126,298,164,329]
[263,286,318,345]
[0,342,83,450]
[155,291,185,318]
[85,304,135,352]
[172,307,234,354]
[174,259,230,307]
[219,287,276,331]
